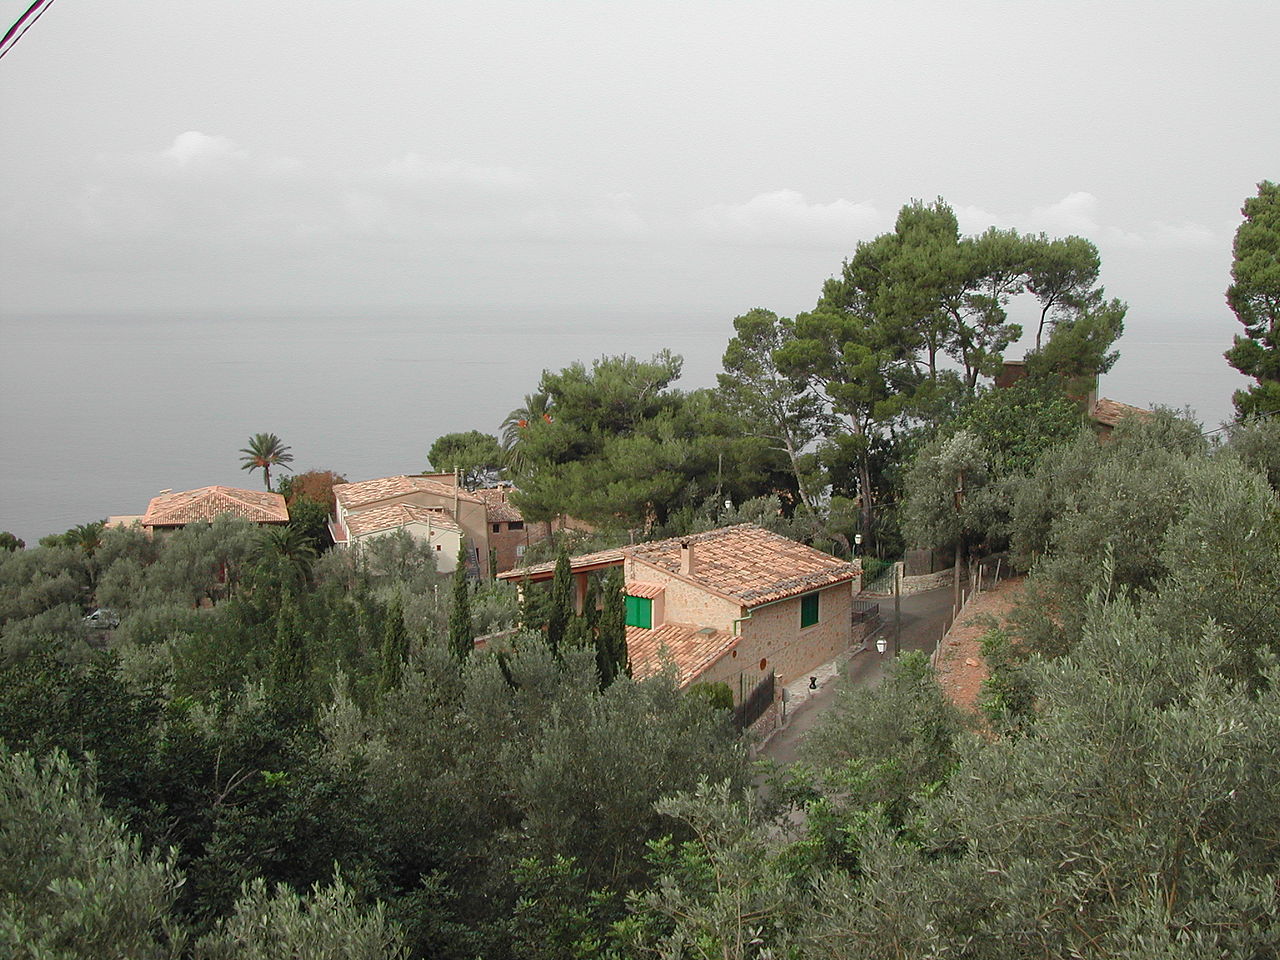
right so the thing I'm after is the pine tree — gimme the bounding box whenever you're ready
[546,547,573,653]
[448,543,473,661]
[597,566,629,687]
[1224,180,1280,416]
[378,594,409,693]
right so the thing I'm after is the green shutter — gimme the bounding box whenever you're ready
[625,595,652,629]
[800,592,819,628]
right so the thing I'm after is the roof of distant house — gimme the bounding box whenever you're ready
[1090,397,1152,428]
[474,486,525,523]
[630,524,859,606]
[499,546,627,580]
[142,486,288,527]
[344,502,461,539]
[627,622,738,686]
[333,475,484,510]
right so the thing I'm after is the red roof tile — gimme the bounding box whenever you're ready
[497,547,626,581]
[625,581,666,599]
[474,486,525,523]
[142,486,288,526]
[333,475,483,510]
[627,622,738,686]
[345,502,460,538]
[630,524,858,606]
[1090,397,1152,428]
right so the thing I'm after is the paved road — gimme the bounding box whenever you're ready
[759,586,955,768]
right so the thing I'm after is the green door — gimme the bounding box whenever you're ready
[625,595,652,629]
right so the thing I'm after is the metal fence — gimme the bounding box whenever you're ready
[733,672,776,732]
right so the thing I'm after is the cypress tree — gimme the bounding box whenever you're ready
[597,566,629,687]
[519,574,545,634]
[546,547,573,653]
[566,613,593,648]
[449,543,473,661]
[271,592,313,720]
[379,594,409,693]
[583,573,601,632]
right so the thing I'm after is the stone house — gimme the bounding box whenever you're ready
[331,475,490,575]
[329,500,463,571]
[474,484,589,574]
[500,524,862,703]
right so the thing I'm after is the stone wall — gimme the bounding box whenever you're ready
[862,562,954,597]
[738,584,854,690]
[626,557,742,631]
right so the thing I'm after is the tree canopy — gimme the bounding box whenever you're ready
[426,431,505,490]
[1224,180,1280,417]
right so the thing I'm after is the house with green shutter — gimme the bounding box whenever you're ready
[500,524,861,703]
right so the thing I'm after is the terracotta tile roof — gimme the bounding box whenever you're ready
[627,622,738,687]
[1090,397,1152,428]
[626,581,666,599]
[142,486,288,526]
[474,486,525,523]
[333,475,483,510]
[497,547,626,581]
[630,524,858,606]
[345,502,460,539]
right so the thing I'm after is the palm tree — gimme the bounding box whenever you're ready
[239,433,294,491]
[500,391,551,477]
[254,525,318,592]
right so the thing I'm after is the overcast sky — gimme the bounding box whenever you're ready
[1,0,1276,324]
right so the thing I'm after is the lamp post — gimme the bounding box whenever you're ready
[875,635,888,655]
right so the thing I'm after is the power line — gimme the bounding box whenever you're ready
[0,0,58,62]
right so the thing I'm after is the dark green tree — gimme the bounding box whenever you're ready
[1024,287,1126,384]
[426,430,506,489]
[270,593,312,720]
[448,544,473,661]
[238,432,294,492]
[519,574,545,635]
[501,390,553,478]
[718,308,826,511]
[511,352,690,526]
[1025,233,1101,349]
[378,594,409,693]
[596,567,629,686]
[1224,180,1280,417]
[283,495,332,554]
[546,548,573,653]
[0,532,23,551]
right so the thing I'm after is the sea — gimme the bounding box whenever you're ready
[0,309,1248,545]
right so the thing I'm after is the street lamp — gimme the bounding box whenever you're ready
[854,533,863,556]
[875,635,888,655]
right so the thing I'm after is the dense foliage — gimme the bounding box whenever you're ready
[4,187,1276,957]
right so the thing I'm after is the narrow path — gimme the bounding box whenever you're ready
[758,586,955,768]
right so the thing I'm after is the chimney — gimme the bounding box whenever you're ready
[680,539,695,576]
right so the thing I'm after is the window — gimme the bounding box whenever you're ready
[492,523,501,533]
[625,595,652,629]
[509,520,524,530]
[800,592,819,628]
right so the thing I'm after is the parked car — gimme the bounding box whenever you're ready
[83,607,120,629]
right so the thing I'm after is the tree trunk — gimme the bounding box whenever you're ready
[782,432,815,511]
